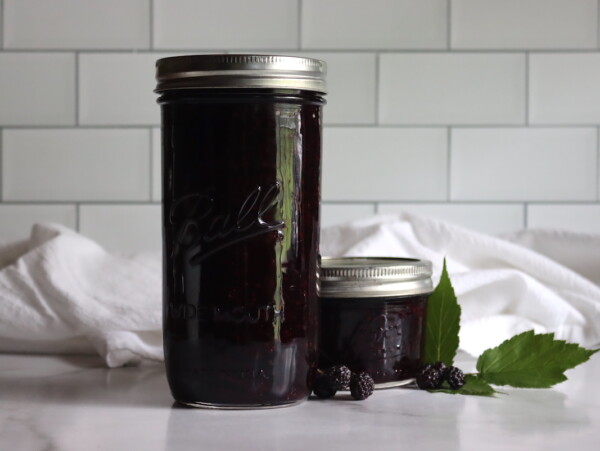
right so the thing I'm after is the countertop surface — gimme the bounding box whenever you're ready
[1,352,599,451]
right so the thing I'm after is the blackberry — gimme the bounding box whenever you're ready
[416,364,445,390]
[350,372,375,400]
[313,375,336,399]
[445,366,465,390]
[325,365,352,390]
[427,361,448,377]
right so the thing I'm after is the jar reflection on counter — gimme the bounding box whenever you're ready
[318,257,433,386]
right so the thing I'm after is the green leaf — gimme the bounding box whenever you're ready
[477,330,599,388]
[429,374,498,397]
[422,259,461,366]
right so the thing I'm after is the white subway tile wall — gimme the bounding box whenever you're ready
[450,128,597,201]
[302,0,447,50]
[451,0,598,50]
[377,204,525,236]
[0,0,599,252]
[527,204,600,234]
[322,204,376,228]
[4,0,150,50]
[79,205,161,253]
[153,0,298,50]
[323,127,448,201]
[79,53,168,126]
[379,53,526,125]
[0,53,75,125]
[529,54,600,124]
[2,129,150,201]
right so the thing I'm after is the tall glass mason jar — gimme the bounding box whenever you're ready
[155,55,326,409]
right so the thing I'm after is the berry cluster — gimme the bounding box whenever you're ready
[416,362,465,390]
[312,365,375,401]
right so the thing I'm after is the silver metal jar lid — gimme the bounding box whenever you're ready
[155,54,327,94]
[319,257,433,298]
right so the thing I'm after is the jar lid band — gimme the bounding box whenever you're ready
[155,54,327,94]
[319,257,433,298]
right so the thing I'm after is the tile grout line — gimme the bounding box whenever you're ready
[4,124,600,130]
[2,125,161,130]
[447,127,452,201]
[75,203,80,231]
[3,124,600,130]
[0,201,86,206]
[342,200,588,206]
[374,53,380,125]
[322,200,599,206]
[75,51,80,126]
[149,0,154,50]
[2,199,598,206]
[0,128,3,201]
[447,0,451,50]
[0,200,163,206]
[149,127,153,201]
[322,201,386,206]
[525,52,529,125]
[297,0,302,49]
[523,203,528,229]
[324,123,600,128]
[3,48,600,54]
[0,0,4,49]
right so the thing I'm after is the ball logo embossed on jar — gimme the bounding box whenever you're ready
[169,181,285,264]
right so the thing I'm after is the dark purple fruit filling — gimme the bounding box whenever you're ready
[319,295,428,384]
[161,89,324,406]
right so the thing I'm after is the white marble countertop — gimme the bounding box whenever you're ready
[1,352,599,451]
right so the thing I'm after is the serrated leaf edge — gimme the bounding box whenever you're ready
[477,330,598,388]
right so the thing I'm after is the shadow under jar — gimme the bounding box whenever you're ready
[319,257,433,387]
[155,55,327,409]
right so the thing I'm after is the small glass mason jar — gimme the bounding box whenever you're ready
[155,55,327,409]
[319,257,433,387]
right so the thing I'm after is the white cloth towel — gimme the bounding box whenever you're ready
[0,217,598,367]
[0,224,162,367]
[321,214,600,356]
